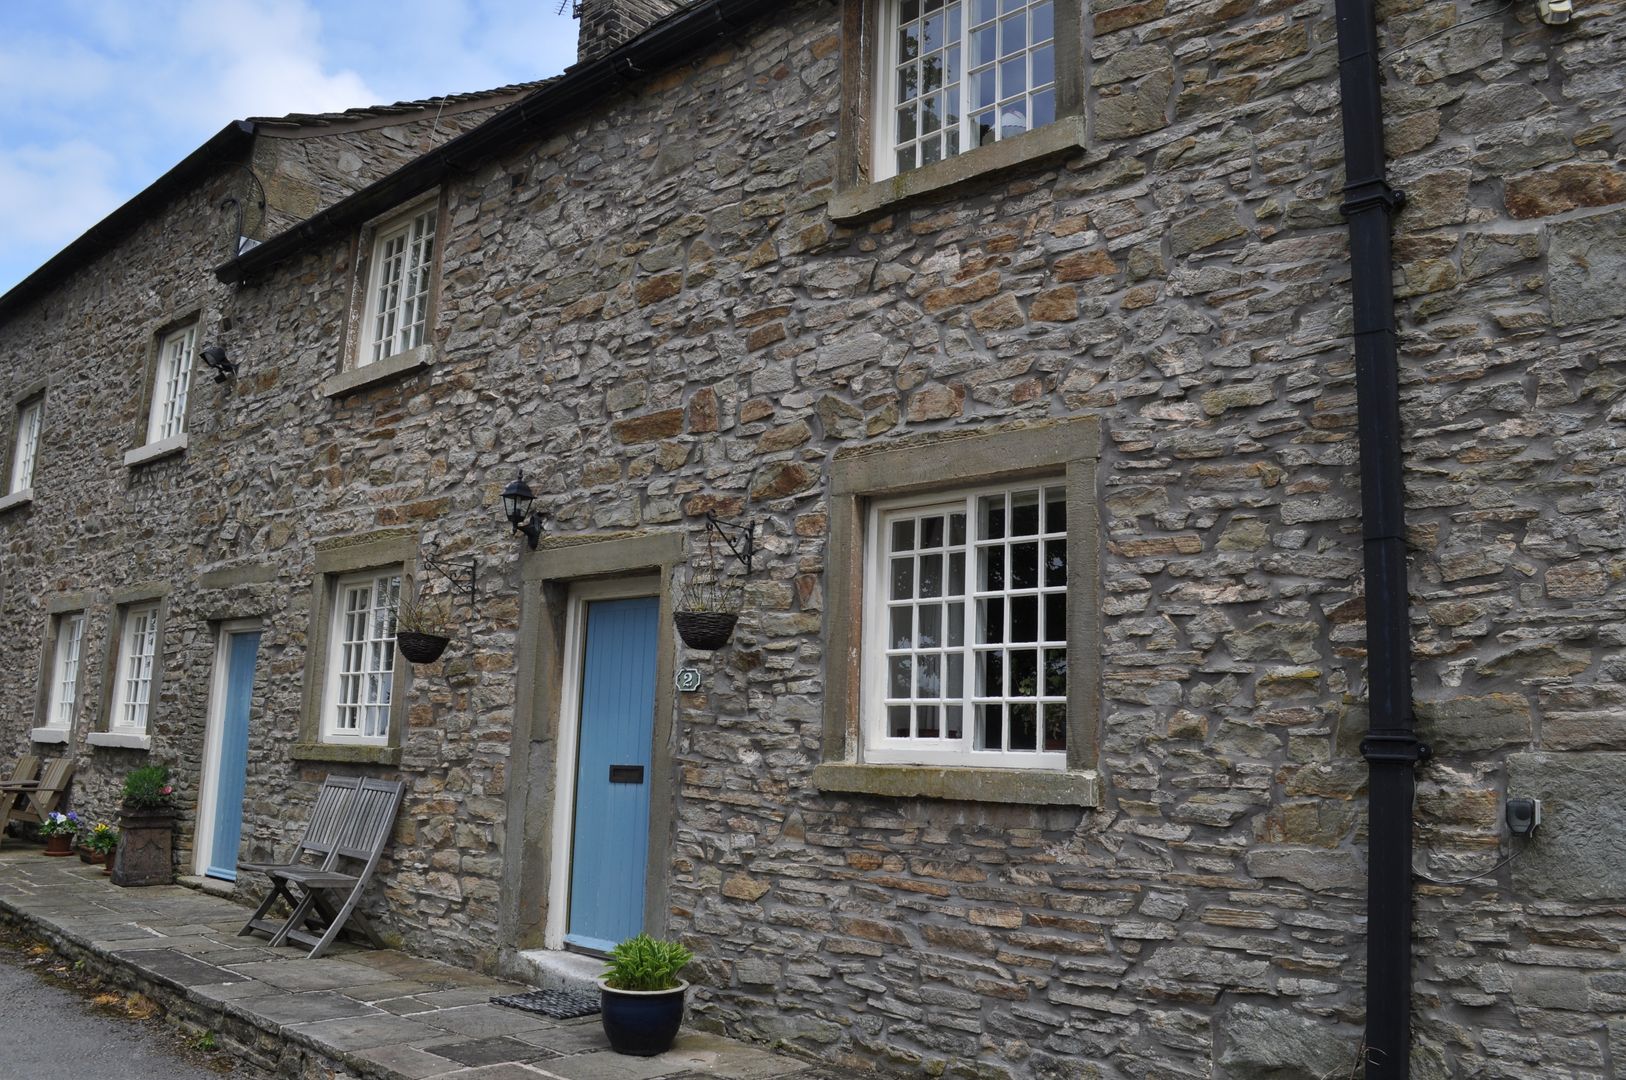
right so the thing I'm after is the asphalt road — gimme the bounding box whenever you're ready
[0,950,257,1080]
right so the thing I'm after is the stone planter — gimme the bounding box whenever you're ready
[113,808,175,887]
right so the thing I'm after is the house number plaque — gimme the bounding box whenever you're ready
[676,667,702,692]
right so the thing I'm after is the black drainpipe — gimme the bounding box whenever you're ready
[1332,0,1427,1076]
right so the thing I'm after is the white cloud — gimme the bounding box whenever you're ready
[0,140,123,254]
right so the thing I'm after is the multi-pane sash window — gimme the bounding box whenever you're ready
[324,571,400,743]
[880,0,1056,178]
[147,325,196,444]
[364,209,436,364]
[10,397,41,493]
[111,605,159,733]
[44,613,85,731]
[866,481,1068,768]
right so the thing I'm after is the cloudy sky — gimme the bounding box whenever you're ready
[0,0,580,294]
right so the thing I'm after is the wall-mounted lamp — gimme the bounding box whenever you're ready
[1537,0,1573,24]
[501,471,546,549]
[200,345,238,383]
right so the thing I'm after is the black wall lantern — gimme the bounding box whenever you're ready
[200,345,238,382]
[501,471,546,549]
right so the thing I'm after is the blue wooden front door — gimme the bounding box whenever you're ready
[206,630,260,881]
[566,596,660,953]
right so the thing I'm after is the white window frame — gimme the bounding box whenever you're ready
[10,396,41,494]
[359,206,436,366]
[110,604,160,734]
[321,570,401,746]
[873,0,1059,181]
[146,324,197,445]
[862,478,1069,769]
[42,612,85,733]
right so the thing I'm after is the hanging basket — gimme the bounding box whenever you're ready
[674,610,738,651]
[397,631,451,664]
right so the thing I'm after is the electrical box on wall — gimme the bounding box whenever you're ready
[1507,797,1542,836]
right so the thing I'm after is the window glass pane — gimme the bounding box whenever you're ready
[923,139,943,165]
[890,705,912,738]
[1045,592,1066,641]
[950,512,967,546]
[979,648,1004,696]
[890,655,912,697]
[902,0,919,18]
[900,23,919,61]
[898,62,919,104]
[1032,0,1053,41]
[920,515,945,549]
[975,109,997,146]
[979,545,1004,591]
[948,601,966,646]
[979,596,1004,643]
[948,552,966,596]
[1000,56,1026,98]
[1000,0,1023,12]
[1011,542,1039,589]
[1044,649,1068,697]
[891,606,913,650]
[946,704,964,739]
[1009,703,1038,750]
[1045,488,1066,534]
[892,518,915,552]
[1011,490,1040,536]
[897,106,918,144]
[918,704,941,738]
[946,45,962,87]
[973,0,996,24]
[923,11,942,51]
[917,653,941,697]
[1010,595,1038,642]
[922,92,941,135]
[920,553,943,598]
[999,12,1024,56]
[1045,539,1067,587]
[923,53,943,93]
[898,148,917,174]
[919,604,941,648]
[1031,42,1054,89]
[972,25,996,65]
[891,557,915,600]
[1043,704,1067,752]
[1031,87,1056,127]
[980,494,1005,539]
[1010,648,1038,697]
[947,652,964,696]
[979,703,1002,749]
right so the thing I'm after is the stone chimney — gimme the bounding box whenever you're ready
[575,0,686,64]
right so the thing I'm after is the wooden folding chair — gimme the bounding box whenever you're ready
[8,758,75,832]
[0,754,42,844]
[237,775,362,942]
[267,777,405,958]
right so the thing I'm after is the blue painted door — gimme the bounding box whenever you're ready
[206,631,260,881]
[566,596,659,953]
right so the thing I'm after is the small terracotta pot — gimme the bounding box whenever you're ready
[43,834,74,857]
[102,850,114,874]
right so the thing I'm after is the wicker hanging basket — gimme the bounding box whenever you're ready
[397,631,451,664]
[673,610,738,651]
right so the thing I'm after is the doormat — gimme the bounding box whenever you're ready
[490,987,601,1019]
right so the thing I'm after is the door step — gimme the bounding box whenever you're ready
[507,948,604,994]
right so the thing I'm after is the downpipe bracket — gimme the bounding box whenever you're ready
[1360,731,1431,765]
[1341,180,1407,218]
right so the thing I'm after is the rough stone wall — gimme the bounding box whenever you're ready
[250,102,526,240]
[0,1,1621,1078]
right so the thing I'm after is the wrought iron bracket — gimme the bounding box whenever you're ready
[422,552,478,611]
[704,512,757,577]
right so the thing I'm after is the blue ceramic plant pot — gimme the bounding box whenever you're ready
[598,978,687,1056]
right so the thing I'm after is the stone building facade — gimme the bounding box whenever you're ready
[2,0,1625,1077]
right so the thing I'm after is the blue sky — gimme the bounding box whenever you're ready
[0,0,581,295]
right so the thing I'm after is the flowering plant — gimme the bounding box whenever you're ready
[122,765,176,811]
[38,811,81,838]
[83,821,119,854]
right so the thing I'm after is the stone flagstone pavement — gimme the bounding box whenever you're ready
[0,849,864,1079]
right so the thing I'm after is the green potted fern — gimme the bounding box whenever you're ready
[597,934,693,1056]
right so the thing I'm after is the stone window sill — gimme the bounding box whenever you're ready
[0,488,33,513]
[321,344,432,399]
[829,116,1087,225]
[29,726,69,745]
[88,731,152,751]
[124,434,187,468]
[811,761,1101,807]
[292,741,402,766]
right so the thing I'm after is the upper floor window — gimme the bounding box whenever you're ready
[322,570,400,745]
[361,208,436,365]
[10,396,41,493]
[878,0,1056,180]
[147,324,196,444]
[43,612,85,732]
[111,603,160,734]
[865,480,1069,769]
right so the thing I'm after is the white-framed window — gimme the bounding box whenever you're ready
[146,324,197,444]
[361,208,436,365]
[863,480,1068,768]
[10,396,41,493]
[43,612,85,732]
[322,570,400,744]
[876,0,1057,179]
[110,604,160,734]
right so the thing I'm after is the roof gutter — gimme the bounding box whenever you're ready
[0,121,256,322]
[1333,0,1425,1075]
[215,0,779,286]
